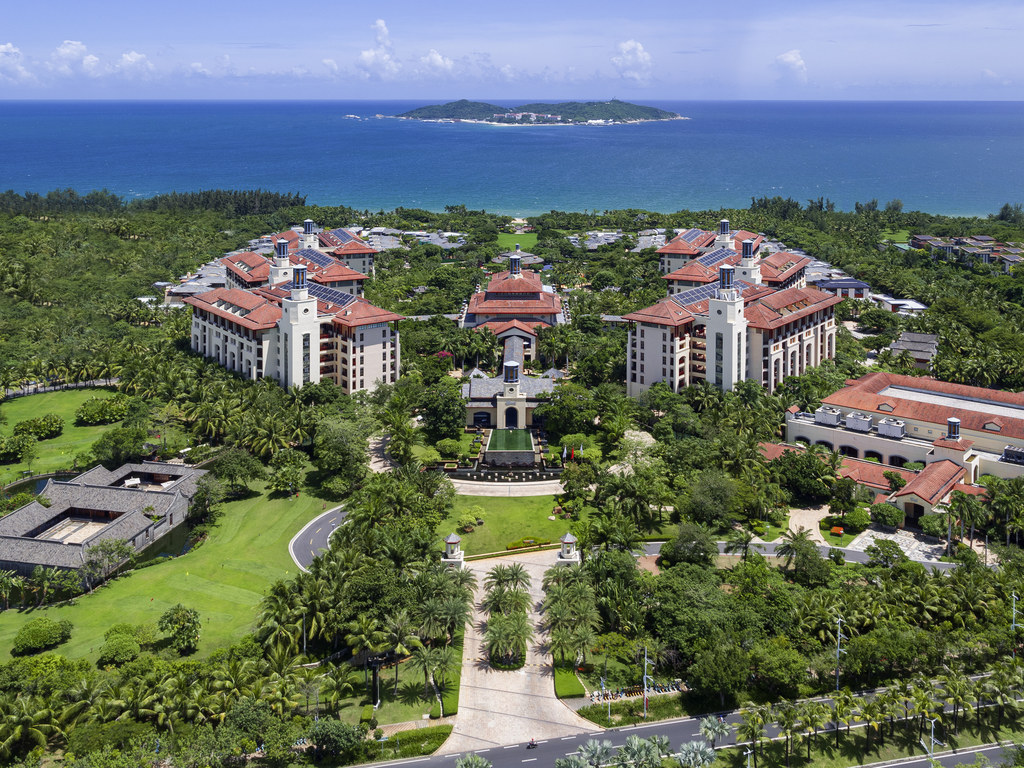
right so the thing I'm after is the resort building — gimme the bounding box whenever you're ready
[887,332,939,370]
[783,372,1024,482]
[657,220,763,275]
[910,234,1024,273]
[624,256,841,397]
[663,238,809,293]
[461,338,559,429]
[186,263,401,393]
[461,251,566,362]
[0,462,206,576]
[761,443,984,525]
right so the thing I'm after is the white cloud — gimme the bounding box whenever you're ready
[612,39,652,84]
[0,42,33,83]
[189,62,211,77]
[48,40,90,76]
[116,50,154,78]
[322,58,338,75]
[419,49,453,76]
[774,49,808,85]
[357,19,400,80]
[82,54,101,77]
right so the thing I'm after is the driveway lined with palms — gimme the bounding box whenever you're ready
[438,550,601,754]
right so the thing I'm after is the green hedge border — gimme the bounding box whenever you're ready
[430,626,465,719]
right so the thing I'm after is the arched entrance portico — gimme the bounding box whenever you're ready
[504,407,519,429]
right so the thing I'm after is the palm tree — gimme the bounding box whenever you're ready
[345,615,385,684]
[698,714,731,748]
[0,696,62,759]
[383,611,423,695]
[775,703,800,767]
[941,670,975,734]
[831,688,857,747]
[860,698,883,752]
[0,571,21,611]
[617,735,659,768]
[677,740,717,768]
[456,755,493,768]
[409,645,440,697]
[724,529,759,561]
[776,527,814,570]
[737,708,766,767]
[577,738,615,768]
[798,700,829,760]
[320,665,358,714]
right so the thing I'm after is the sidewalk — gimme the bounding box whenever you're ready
[449,478,563,496]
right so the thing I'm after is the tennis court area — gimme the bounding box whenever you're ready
[487,429,533,451]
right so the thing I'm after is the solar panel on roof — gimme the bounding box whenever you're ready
[329,228,357,243]
[281,281,357,308]
[695,247,736,267]
[680,228,704,243]
[294,248,335,269]
[669,279,756,308]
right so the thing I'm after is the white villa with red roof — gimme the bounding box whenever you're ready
[185,221,400,393]
[625,226,841,397]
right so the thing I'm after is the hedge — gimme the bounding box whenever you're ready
[12,617,73,655]
[13,413,65,440]
[431,625,465,718]
[75,394,130,426]
[554,662,586,699]
[97,635,141,667]
[506,537,552,551]
[356,725,453,763]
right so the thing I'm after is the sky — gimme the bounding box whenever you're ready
[0,0,1021,101]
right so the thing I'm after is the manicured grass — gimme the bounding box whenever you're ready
[0,388,120,486]
[497,233,539,251]
[487,428,533,451]
[440,495,564,555]
[336,659,436,726]
[0,481,328,661]
[554,661,586,698]
[880,228,911,244]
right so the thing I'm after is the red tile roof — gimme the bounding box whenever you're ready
[222,252,270,285]
[932,437,974,451]
[622,299,695,327]
[183,288,281,330]
[331,298,403,328]
[486,269,544,294]
[333,240,378,257]
[467,294,562,315]
[822,372,1024,441]
[741,287,842,330]
[760,251,811,284]
[893,460,965,505]
[477,319,546,337]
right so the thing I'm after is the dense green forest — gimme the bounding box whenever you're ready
[397,99,679,122]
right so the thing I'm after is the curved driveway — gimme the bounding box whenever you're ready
[288,505,347,572]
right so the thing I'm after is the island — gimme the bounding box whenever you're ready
[395,98,682,124]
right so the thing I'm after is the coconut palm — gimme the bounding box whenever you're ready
[578,738,615,768]
[724,529,759,561]
[737,708,766,767]
[344,615,385,684]
[698,715,731,748]
[616,735,659,768]
[774,703,800,768]
[320,665,358,714]
[456,755,493,768]
[676,740,717,768]
[798,700,829,760]
[409,645,440,697]
[383,611,423,695]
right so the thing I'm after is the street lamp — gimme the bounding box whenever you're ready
[920,717,944,757]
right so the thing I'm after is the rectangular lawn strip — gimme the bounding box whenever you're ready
[0,388,120,485]
[440,495,564,555]
[554,661,586,698]
[496,232,538,251]
[486,429,533,451]
[0,481,327,661]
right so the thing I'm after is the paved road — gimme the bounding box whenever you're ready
[288,506,347,572]
[637,542,957,572]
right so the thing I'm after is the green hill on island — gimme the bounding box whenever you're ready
[397,98,679,123]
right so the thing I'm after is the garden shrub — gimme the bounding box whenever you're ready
[871,502,905,528]
[419,448,442,467]
[843,507,871,533]
[436,438,461,458]
[920,513,947,538]
[360,704,374,724]
[75,394,130,426]
[12,617,73,655]
[97,635,141,667]
[13,413,64,440]
[0,434,34,464]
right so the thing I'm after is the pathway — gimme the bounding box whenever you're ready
[288,505,347,572]
[438,550,600,754]
[785,505,830,545]
[449,478,563,496]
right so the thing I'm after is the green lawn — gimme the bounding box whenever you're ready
[0,481,328,661]
[487,429,533,451]
[497,233,539,251]
[440,495,563,555]
[0,388,120,486]
[880,228,911,244]
[335,659,436,726]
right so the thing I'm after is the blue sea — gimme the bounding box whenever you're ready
[1,100,1022,216]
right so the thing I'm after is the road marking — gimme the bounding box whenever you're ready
[504,745,518,749]
[477,750,490,754]
[538,741,548,744]
[522,759,537,763]
[384,759,430,766]
[561,736,576,741]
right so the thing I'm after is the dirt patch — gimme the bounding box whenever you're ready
[636,555,660,575]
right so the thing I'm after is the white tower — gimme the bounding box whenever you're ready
[278,265,321,388]
[714,219,734,250]
[303,219,317,249]
[269,239,294,284]
[736,239,762,285]
[706,265,747,391]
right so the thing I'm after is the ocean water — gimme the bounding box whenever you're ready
[0,100,1022,217]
